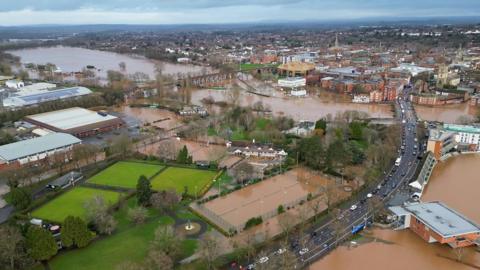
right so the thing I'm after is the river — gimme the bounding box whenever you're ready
[415,103,478,124]
[191,89,394,121]
[310,154,480,270]
[6,46,211,80]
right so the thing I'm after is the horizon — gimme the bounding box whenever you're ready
[1,0,480,26]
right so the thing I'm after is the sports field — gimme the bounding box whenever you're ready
[88,161,163,189]
[150,167,217,196]
[32,187,122,223]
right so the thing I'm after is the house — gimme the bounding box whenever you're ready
[284,121,315,137]
[390,201,480,248]
[5,80,24,89]
[226,141,287,160]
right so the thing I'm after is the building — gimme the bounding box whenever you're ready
[226,142,287,160]
[284,121,315,137]
[353,95,370,103]
[278,77,306,89]
[0,133,81,170]
[277,62,315,77]
[3,86,93,108]
[5,80,24,89]
[427,129,456,160]
[444,124,480,151]
[409,151,437,192]
[390,202,480,248]
[24,107,124,138]
[18,83,57,93]
[391,63,434,77]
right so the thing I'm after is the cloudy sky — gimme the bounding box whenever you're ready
[0,0,479,25]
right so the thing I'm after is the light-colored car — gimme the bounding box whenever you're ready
[258,257,269,264]
[247,263,256,269]
[350,204,358,211]
[366,193,373,198]
[299,248,309,255]
[275,248,286,255]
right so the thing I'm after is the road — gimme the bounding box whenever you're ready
[235,86,424,270]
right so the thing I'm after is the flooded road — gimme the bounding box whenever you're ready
[192,89,394,121]
[7,46,211,79]
[310,154,480,270]
[415,103,478,124]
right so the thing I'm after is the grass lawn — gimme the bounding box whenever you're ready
[150,167,217,196]
[88,161,163,189]
[46,199,198,270]
[31,187,121,223]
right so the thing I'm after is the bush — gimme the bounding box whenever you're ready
[244,216,263,230]
[127,206,148,225]
[9,187,31,210]
[277,205,285,214]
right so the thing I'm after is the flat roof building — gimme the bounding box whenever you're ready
[3,86,92,108]
[0,133,81,169]
[390,201,480,248]
[25,107,124,138]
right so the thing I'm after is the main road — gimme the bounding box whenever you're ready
[238,86,423,269]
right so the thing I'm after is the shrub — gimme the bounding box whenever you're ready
[244,216,263,230]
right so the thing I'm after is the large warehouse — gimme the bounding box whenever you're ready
[25,107,124,138]
[2,86,92,108]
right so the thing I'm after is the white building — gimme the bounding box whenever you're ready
[0,133,81,168]
[353,95,371,103]
[289,89,307,97]
[5,80,24,89]
[391,63,434,77]
[444,124,480,150]
[278,77,306,88]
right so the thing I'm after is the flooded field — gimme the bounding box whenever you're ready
[191,89,393,121]
[201,168,345,231]
[415,103,478,124]
[139,138,226,162]
[115,105,182,130]
[310,154,480,270]
[7,46,211,80]
[310,228,480,270]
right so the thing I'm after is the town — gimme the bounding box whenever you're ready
[0,3,480,270]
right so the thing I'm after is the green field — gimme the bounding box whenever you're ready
[150,167,217,196]
[31,187,121,223]
[45,199,197,270]
[88,161,163,189]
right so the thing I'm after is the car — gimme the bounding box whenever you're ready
[275,248,286,255]
[350,204,358,211]
[323,243,329,248]
[299,248,309,255]
[310,231,317,238]
[401,172,406,177]
[367,193,373,198]
[377,184,382,189]
[247,263,256,269]
[337,214,345,220]
[258,257,269,264]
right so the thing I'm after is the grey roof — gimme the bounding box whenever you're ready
[0,133,81,162]
[401,202,480,238]
[3,87,92,108]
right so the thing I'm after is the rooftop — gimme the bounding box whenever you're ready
[444,124,480,134]
[0,133,81,162]
[394,201,480,238]
[3,86,92,108]
[26,107,119,131]
[278,61,315,72]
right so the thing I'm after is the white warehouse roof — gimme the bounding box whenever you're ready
[0,133,81,162]
[26,107,119,131]
[3,87,92,108]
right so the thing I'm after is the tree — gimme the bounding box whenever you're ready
[315,118,327,131]
[230,161,255,183]
[137,175,152,206]
[0,225,31,270]
[84,196,117,235]
[26,226,57,267]
[298,136,326,170]
[127,206,148,225]
[176,145,192,164]
[109,134,132,158]
[150,190,180,212]
[61,216,93,248]
[144,250,173,270]
[278,212,296,238]
[150,225,183,259]
[9,187,31,210]
[275,241,297,270]
[199,232,221,270]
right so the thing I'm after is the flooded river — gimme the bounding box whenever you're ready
[310,154,480,270]
[191,89,394,121]
[415,103,478,124]
[7,46,210,80]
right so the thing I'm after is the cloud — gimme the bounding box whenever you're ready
[0,0,479,25]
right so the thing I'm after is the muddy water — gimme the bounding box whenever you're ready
[310,229,480,270]
[310,154,480,270]
[422,154,480,224]
[415,103,478,124]
[204,168,343,228]
[115,105,182,130]
[7,46,211,79]
[191,89,393,121]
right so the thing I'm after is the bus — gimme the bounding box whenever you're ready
[395,157,402,166]
[352,224,365,234]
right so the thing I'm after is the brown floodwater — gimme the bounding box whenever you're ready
[7,46,211,79]
[191,89,393,121]
[310,154,480,270]
[203,168,343,229]
[415,103,478,124]
[115,105,182,130]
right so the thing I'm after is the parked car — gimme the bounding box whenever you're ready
[350,204,358,211]
[258,257,269,264]
[299,248,309,255]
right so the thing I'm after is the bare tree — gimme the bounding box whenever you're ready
[230,162,255,183]
[144,250,173,270]
[157,139,176,161]
[84,196,117,235]
[0,225,30,270]
[150,190,180,213]
[150,225,183,260]
[453,247,465,262]
[199,232,221,270]
[323,182,339,212]
[115,261,143,270]
[278,212,296,239]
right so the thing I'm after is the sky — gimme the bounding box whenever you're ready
[0,0,479,26]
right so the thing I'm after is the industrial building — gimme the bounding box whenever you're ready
[2,86,92,108]
[390,202,480,248]
[24,107,124,138]
[0,133,81,170]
